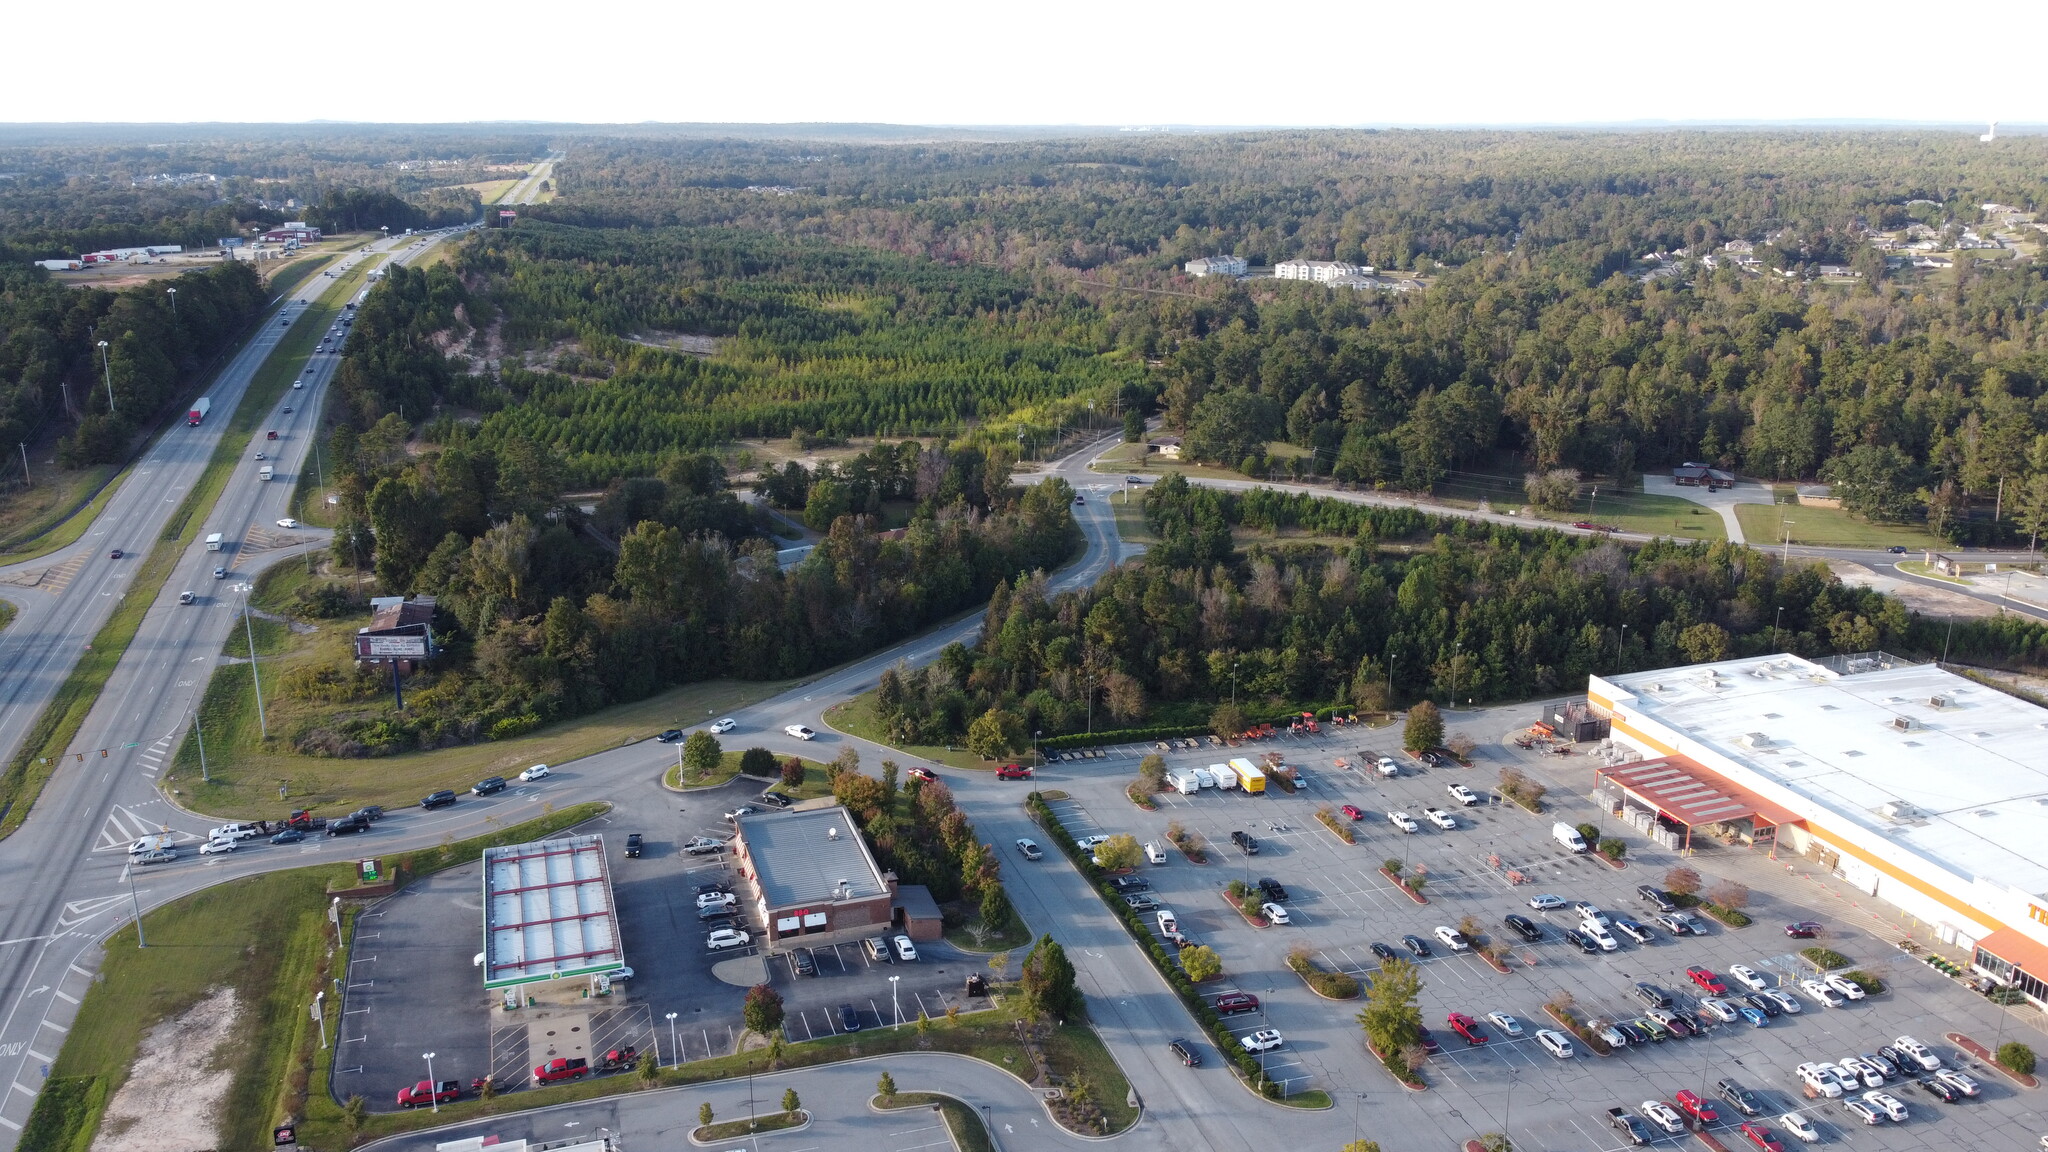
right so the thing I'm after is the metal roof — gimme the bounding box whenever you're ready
[1598,756,1804,829]
[739,806,890,910]
[481,833,621,988]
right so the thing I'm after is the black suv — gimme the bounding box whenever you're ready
[1636,884,1677,912]
[352,805,384,823]
[471,776,507,796]
[624,833,643,858]
[421,790,457,809]
[1503,913,1543,942]
[1257,877,1290,902]
[1108,875,1150,893]
[325,815,369,837]
[1230,830,1259,855]
[1168,1038,1201,1066]
[759,792,793,808]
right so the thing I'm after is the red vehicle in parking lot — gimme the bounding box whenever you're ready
[1446,1012,1488,1045]
[907,767,937,783]
[1785,921,1823,938]
[1739,1122,1785,1151]
[1340,804,1365,820]
[995,764,1033,780]
[1673,1090,1719,1124]
[396,1080,460,1108]
[1687,966,1728,993]
[1214,992,1260,1015]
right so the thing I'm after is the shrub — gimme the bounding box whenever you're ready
[1226,879,1251,899]
[1382,859,1403,876]
[1446,733,1477,759]
[1663,865,1702,897]
[739,747,779,777]
[1598,838,1626,859]
[1800,947,1851,970]
[1575,823,1600,847]
[1704,880,1750,910]
[1403,701,1444,752]
[1182,945,1223,982]
[1093,833,1143,871]
[1842,970,1885,994]
[1702,903,1752,927]
[1239,894,1266,919]
[1999,1041,2036,1076]
[1316,805,1356,843]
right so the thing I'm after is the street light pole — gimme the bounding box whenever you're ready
[666,1012,679,1068]
[422,1052,438,1112]
[1772,606,1784,652]
[165,286,176,319]
[243,595,268,738]
[889,974,902,1027]
[125,863,146,948]
[193,709,210,783]
[97,339,115,413]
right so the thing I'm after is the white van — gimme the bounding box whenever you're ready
[1165,771,1201,795]
[1193,766,1217,789]
[1156,909,1178,935]
[1144,842,1167,864]
[1552,822,1589,853]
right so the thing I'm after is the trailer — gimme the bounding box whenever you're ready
[1227,757,1267,794]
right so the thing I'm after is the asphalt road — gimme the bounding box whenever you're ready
[0,230,475,1142]
[500,152,564,206]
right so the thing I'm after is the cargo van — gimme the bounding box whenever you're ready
[1193,766,1218,789]
[1144,842,1167,864]
[1552,822,1589,853]
[205,532,224,551]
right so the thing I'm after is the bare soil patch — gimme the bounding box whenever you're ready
[1827,559,2000,619]
[89,986,242,1152]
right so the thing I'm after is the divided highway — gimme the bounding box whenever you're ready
[0,231,457,1142]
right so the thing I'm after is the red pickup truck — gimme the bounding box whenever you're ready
[396,1079,460,1108]
[532,1057,589,1084]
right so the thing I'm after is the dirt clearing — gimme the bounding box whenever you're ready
[1827,559,2000,618]
[89,986,241,1152]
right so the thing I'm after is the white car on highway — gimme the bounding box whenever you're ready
[784,724,815,740]
[709,717,737,734]
[519,764,551,781]
[199,838,236,856]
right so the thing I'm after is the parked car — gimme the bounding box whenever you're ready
[724,805,759,822]
[1796,1063,1842,1097]
[1387,811,1420,833]
[1447,784,1480,805]
[1433,925,1470,951]
[1594,1019,1629,1047]
[1613,1019,1649,1045]
[1563,929,1599,954]
[996,763,1034,779]
[1215,992,1261,1015]
[1785,921,1823,938]
[705,928,751,950]
[758,792,792,808]
[1917,1076,1961,1103]
[1697,996,1738,1022]
[838,1003,862,1032]
[1631,982,1672,1009]
[1446,1012,1488,1045]
[352,806,383,823]
[1368,942,1398,961]
[1799,978,1845,1007]
[1486,1012,1524,1038]
[1729,964,1767,991]
[1526,893,1566,910]
[1892,1035,1942,1071]
[1737,1005,1769,1027]
[1688,966,1728,993]
[1636,884,1677,911]
[1400,934,1432,958]
[1503,913,1543,942]
[1422,807,1458,830]
[1717,1079,1763,1116]
[892,935,918,962]
[1106,875,1149,893]
[1340,804,1365,820]
[1777,1112,1819,1142]
[1862,1090,1907,1122]
[1261,902,1291,924]
[697,891,737,910]
[683,836,727,855]
[1673,1090,1719,1124]
[1240,1029,1284,1053]
[1739,1121,1785,1151]
[1614,917,1655,943]
[1824,973,1867,1000]
[1258,877,1289,902]
[1639,1100,1685,1134]
[1123,893,1157,911]
[471,776,507,796]
[1168,1038,1201,1066]
[1840,1099,1882,1126]
[325,815,369,836]
[1934,1069,1979,1097]
[791,949,816,977]
[784,724,816,740]
[1744,992,1781,1017]
[1015,838,1043,860]
[1230,830,1260,855]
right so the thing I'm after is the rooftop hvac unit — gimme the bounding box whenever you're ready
[1740,731,1772,749]
[1891,716,1918,732]
[1927,695,1951,709]
[1879,800,1921,821]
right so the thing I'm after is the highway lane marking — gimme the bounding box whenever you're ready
[50,992,74,1005]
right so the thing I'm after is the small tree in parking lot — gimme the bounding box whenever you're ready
[1357,957,1424,1056]
[700,1101,714,1127]
[781,756,806,789]
[877,1070,896,1100]
[1093,833,1143,872]
[1137,753,1168,792]
[1705,880,1750,910]
[682,731,723,778]
[1664,865,1702,898]
[1403,700,1444,752]
[1181,945,1223,982]
[743,983,784,1039]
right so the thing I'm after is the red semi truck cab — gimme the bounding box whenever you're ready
[186,397,211,425]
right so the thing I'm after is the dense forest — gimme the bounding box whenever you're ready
[510,130,2048,544]
[867,475,2048,747]
[0,260,269,473]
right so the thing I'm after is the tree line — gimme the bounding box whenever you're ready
[865,474,2048,749]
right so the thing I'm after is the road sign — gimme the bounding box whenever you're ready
[354,634,426,659]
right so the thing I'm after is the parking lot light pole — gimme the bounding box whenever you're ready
[422,1052,438,1112]
[890,974,902,1028]
[666,1012,678,1068]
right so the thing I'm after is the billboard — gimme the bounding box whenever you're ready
[355,634,427,659]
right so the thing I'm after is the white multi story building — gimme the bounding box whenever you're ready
[1274,259,1363,283]
[1184,255,1248,278]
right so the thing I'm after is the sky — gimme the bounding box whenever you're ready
[4,0,2035,128]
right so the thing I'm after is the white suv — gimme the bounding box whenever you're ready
[784,724,816,740]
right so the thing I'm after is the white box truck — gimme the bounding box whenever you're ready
[205,533,224,551]
[257,465,274,482]
[1165,770,1201,795]
[1208,763,1238,791]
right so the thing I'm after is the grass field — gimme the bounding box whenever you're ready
[0,464,119,557]
[172,583,802,817]
[1431,470,1726,540]
[823,691,996,773]
[1732,503,1944,550]
[22,803,607,1152]
[663,751,829,791]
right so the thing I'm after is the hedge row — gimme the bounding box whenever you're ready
[1025,792,1282,1095]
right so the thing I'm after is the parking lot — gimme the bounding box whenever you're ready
[338,776,976,1111]
[1025,718,2048,1150]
